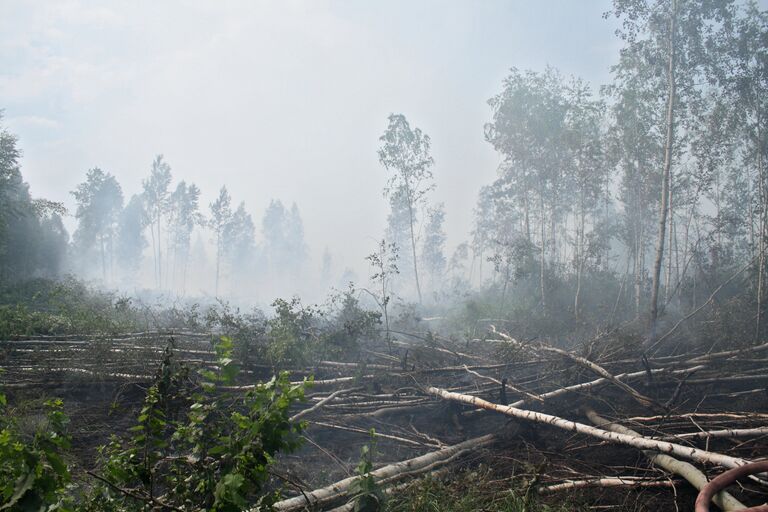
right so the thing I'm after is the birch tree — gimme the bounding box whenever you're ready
[378,114,435,304]
[142,155,172,289]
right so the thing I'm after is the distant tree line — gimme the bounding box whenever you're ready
[0,117,311,299]
[68,157,311,297]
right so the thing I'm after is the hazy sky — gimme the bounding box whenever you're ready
[2,1,623,275]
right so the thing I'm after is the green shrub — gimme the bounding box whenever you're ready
[0,392,73,511]
[92,337,309,511]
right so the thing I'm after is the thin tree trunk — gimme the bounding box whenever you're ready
[575,201,586,320]
[108,231,114,284]
[149,220,157,288]
[100,235,106,282]
[156,215,162,290]
[524,191,531,245]
[665,183,673,305]
[182,246,189,296]
[539,189,547,311]
[215,230,221,297]
[634,226,642,320]
[757,110,764,341]
[407,197,423,304]
[648,0,677,347]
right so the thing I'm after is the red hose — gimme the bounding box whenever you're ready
[695,461,768,512]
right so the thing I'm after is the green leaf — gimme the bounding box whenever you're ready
[0,471,35,511]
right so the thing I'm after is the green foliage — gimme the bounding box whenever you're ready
[325,286,382,360]
[70,167,124,281]
[93,337,309,511]
[0,115,69,284]
[266,298,320,367]
[205,302,267,370]
[350,429,383,512]
[0,392,73,511]
[0,278,142,338]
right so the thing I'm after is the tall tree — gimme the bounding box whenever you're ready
[385,191,416,293]
[262,199,287,277]
[116,194,147,285]
[564,78,610,319]
[485,67,571,312]
[285,203,308,276]
[608,0,735,344]
[142,155,172,289]
[169,181,202,293]
[71,168,124,282]
[223,201,256,289]
[0,115,66,282]
[378,114,435,304]
[714,1,768,338]
[209,186,232,297]
[421,203,447,298]
[261,200,308,281]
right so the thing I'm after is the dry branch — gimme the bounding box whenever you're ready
[308,421,433,448]
[492,329,662,410]
[290,387,362,422]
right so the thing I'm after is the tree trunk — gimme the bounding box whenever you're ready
[99,234,106,282]
[757,111,765,341]
[664,183,673,304]
[215,230,221,297]
[634,228,642,320]
[648,0,677,347]
[148,220,157,288]
[426,386,751,470]
[156,215,162,291]
[406,198,423,304]
[524,191,531,245]
[575,200,586,320]
[539,189,547,311]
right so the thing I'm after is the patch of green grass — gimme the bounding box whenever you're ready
[386,469,580,512]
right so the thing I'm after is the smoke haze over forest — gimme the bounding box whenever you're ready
[7,1,768,510]
[1,1,629,298]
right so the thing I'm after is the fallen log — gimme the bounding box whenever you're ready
[426,386,752,470]
[585,408,745,511]
[537,477,677,494]
[659,427,768,442]
[267,434,495,511]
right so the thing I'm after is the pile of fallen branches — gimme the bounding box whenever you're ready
[4,329,768,510]
[268,332,768,511]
